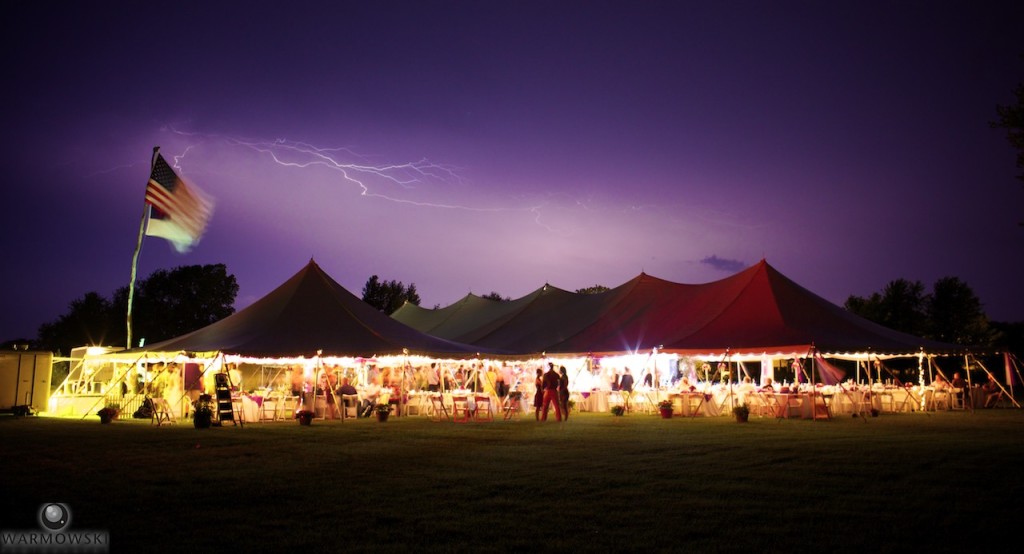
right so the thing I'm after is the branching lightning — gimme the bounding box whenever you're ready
[168,128,562,226]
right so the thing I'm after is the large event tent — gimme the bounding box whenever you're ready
[392,260,960,359]
[134,259,485,358]
[52,260,488,419]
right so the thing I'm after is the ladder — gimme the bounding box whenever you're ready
[214,372,243,427]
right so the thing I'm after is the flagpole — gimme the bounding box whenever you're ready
[127,146,160,349]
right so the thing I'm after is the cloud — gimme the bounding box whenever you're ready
[700,255,746,273]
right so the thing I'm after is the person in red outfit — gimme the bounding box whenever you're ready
[541,363,562,421]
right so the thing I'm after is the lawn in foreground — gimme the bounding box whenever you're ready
[1,410,1022,552]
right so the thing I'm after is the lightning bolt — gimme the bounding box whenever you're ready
[167,127,564,229]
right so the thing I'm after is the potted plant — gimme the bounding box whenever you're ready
[657,399,674,419]
[97,403,120,424]
[295,409,315,426]
[192,396,215,429]
[732,403,750,423]
[610,405,626,417]
[375,403,391,422]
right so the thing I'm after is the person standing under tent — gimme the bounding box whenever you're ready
[493,365,506,398]
[619,368,635,412]
[228,363,242,392]
[533,367,544,420]
[427,363,440,392]
[541,363,562,422]
[558,366,570,421]
[288,367,303,397]
[500,365,514,398]
[319,370,339,420]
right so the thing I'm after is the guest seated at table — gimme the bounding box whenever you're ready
[982,375,1003,408]
[950,372,966,389]
[932,374,950,391]
[337,377,358,397]
[360,382,383,417]
[759,377,775,392]
[739,376,756,393]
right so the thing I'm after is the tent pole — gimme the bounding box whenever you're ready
[963,354,975,413]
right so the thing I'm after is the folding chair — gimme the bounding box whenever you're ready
[569,392,585,414]
[897,387,922,412]
[808,391,831,420]
[429,394,450,422]
[503,392,522,421]
[340,394,360,420]
[260,391,282,421]
[742,393,766,417]
[946,387,962,407]
[151,398,175,426]
[452,396,471,423]
[474,395,494,422]
[877,390,896,414]
[760,392,781,418]
[608,392,625,413]
[984,389,1009,408]
[280,395,299,419]
[776,394,804,419]
[231,396,246,427]
[684,393,705,418]
[404,394,426,416]
[854,390,874,417]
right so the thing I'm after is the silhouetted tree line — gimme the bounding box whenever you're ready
[845,276,1021,353]
[32,264,238,355]
[361,274,420,314]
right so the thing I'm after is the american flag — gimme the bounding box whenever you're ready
[144,153,214,253]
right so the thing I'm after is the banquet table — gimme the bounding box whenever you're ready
[579,391,610,412]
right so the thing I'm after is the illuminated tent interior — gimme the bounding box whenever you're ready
[51,259,976,421]
[51,260,489,419]
[392,260,960,359]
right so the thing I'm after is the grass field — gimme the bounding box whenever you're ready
[1,410,1022,552]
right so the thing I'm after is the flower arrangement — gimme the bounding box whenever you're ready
[374,404,392,415]
[193,397,215,428]
[732,404,750,421]
[97,404,119,422]
[610,405,626,416]
[657,400,673,410]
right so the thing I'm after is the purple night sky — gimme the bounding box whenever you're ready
[2,1,1022,343]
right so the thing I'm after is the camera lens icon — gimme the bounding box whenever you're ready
[39,503,70,531]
